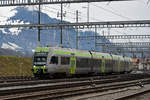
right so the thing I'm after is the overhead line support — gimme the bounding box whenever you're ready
[60,1,63,46]
[38,0,41,46]
[0,20,150,28]
[0,0,133,7]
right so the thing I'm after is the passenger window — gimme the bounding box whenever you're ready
[61,57,70,65]
[76,58,88,68]
[50,56,58,64]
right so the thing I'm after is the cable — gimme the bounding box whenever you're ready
[44,5,76,15]
[92,3,148,44]
[42,6,79,21]
[44,5,102,22]
[41,7,76,20]
[91,4,131,20]
[44,5,84,21]
[147,0,150,5]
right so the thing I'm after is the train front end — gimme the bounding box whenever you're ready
[32,47,50,77]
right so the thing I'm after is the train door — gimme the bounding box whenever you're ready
[101,56,105,73]
[122,58,126,72]
[118,58,121,73]
[70,56,76,74]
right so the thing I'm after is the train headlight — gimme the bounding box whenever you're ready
[33,66,36,68]
[43,66,48,72]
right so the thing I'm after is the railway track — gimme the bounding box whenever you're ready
[0,72,148,83]
[34,79,150,100]
[0,74,120,83]
[114,85,150,100]
[0,76,35,83]
[0,73,149,88]
[0,74,123,86]
[0,73,150,100]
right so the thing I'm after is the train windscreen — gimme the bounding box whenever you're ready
[33,52,48,65]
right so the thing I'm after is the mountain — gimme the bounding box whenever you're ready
[0,7,108,56]
[0,48,26,57]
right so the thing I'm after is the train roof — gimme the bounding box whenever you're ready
[34,47,131,61]
[35,47,50,52]
[49,47,131,61]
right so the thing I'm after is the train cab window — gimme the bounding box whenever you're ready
[50,56,58,64]
[61,57,70,65]
[34,56,47,62]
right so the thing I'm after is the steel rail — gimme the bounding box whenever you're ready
[0,74,125,88]
[115,87,150,100]
[39,80,150,100]
[0,73,149,99]
[3,77,150,100]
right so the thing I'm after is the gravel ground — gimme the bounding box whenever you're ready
[123,92,150,100]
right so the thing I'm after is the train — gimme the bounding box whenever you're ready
[32,47,133,78]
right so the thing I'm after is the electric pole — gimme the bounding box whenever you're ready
[95,26,97,51]
[38,0,41,46]
[76,10,79,49]
[57,1,66,47]
[60,1,63,47]
[102,30,105,53]
[87,2,89,23]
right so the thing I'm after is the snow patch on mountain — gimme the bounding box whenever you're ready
[0,7,17,24]
[0,7,75,55]
[9,28,22,35]
[2,42,22,50]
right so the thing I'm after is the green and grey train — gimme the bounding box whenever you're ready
[32,47,133,77]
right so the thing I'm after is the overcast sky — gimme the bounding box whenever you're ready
[0,0,149,22]
[40,0,150,39]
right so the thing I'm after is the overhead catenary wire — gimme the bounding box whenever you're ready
[147,0,150,5]
[91,3,149,53]
[91,3,131,20]
[43,5,101,22]
[44,4,103,22]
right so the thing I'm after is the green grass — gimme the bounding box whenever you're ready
[0,56,33,77]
